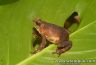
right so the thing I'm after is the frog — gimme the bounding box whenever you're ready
[32,12,80,56]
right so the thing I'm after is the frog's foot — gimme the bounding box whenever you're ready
[52,48,64,57]
[31,50,37,54]
[53,41,72,56]
[32,48,43,54]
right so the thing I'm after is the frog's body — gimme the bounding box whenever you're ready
[32,12,80,56]
[37,22,69,44]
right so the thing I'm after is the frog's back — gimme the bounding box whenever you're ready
[44,22,64,32]
[41,22,69,43]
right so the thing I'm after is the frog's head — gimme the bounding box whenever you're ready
[33,18,44,27]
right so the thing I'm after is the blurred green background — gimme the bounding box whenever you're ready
[0,0,96,65]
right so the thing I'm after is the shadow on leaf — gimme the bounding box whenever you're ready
[0,0,19,5]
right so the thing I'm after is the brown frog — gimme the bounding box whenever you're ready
[32,12,80,56]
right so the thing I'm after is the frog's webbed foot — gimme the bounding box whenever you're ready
[53,41,72,56]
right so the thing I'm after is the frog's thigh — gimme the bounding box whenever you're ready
[56,41,72,55]
[58,41,72,48]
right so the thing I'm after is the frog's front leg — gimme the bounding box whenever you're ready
[32,27,41,37]
[36,34,46,52]
[53,41,72,56]
[33,33,47,54]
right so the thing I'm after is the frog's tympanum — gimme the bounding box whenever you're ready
[32,12,80,56]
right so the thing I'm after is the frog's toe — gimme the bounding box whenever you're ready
[31,50,37,54]
[52,49,63,56]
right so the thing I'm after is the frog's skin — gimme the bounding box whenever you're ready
[32,12,80,56]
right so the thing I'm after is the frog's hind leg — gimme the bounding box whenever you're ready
[54,41,72,56]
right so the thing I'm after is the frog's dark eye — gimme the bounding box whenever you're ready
[33,18,42,26]
[35,21,41,26]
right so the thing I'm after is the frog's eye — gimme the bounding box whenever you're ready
[36,21,41,26]
[33,18,42,26]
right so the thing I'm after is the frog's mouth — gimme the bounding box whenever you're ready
[33,22,40,33]
[33,19,39,28]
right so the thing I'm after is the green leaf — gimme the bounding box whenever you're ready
[17,20,96,65]
[0,0,96,65]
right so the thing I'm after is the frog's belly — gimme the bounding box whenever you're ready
[46,36,60,44]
